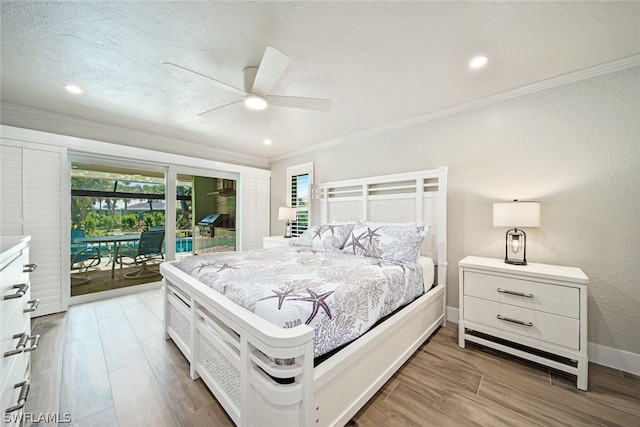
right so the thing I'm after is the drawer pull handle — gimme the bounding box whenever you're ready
[24,299,40,313]
[4,380,30,413]
[497,288,533,298]
[24,334,40,352]
[23,263,38,273]
[4,333,28,357]
[497,315,533,327]
[3,283,29,300]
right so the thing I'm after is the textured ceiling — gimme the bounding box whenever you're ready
[2,1,640,163]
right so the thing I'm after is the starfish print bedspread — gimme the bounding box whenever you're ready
[176,246,425,357]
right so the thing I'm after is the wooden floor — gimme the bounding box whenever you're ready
[26,288,640,426]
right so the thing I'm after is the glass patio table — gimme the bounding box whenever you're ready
[76,234,140,278]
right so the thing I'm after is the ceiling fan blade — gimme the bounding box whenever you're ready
[251,47,290,96]
[261,107,285,132]
[162,62,246,96]
[267,95,332,111]
[198,100,244,117]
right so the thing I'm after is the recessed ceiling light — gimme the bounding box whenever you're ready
[65,84,83,94]
[245,94,268,110]
[469,56,488,69]
[263,139,272,145]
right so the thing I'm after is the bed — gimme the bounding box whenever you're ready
[160,167,448,426]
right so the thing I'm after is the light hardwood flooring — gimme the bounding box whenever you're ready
[26,288,640,426]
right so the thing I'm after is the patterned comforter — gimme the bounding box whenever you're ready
[176,246,426,357]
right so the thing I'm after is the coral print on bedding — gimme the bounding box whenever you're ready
[176,246,425,357]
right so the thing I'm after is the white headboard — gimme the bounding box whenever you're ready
[312,167,448,287]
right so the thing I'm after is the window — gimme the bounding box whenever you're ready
[286,163,313,237]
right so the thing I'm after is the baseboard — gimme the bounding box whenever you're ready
[445,305,640,376]
[446,306,459,324]
[588,342,640,377]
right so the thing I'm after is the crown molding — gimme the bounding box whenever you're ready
[0,102,270,169]
[270,53,640,163]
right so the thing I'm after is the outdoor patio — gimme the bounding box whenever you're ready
[70,258,162,296]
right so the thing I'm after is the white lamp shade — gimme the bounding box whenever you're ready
[278,207,297,221]
[493,201,540,228]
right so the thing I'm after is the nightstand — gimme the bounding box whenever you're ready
[262,235,296,248]
[458,256,589,390]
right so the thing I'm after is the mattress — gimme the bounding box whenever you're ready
[175,246,433,357]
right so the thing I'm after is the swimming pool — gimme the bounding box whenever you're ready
[93,235,234,256]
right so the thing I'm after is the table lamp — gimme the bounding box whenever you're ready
[278,207,297,238]
[493,200,540,265]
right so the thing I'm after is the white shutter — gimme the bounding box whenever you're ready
[24,144,65,316]
[239,174,270,250]
[0,143,24,235]
[256,175,270,241]
[290,173,309,237]
[1,139,65,316]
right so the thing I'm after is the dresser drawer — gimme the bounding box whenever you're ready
[464,296,580,350]
[463,271,579,318]
[1,351,29,427]
[1,311,30,391]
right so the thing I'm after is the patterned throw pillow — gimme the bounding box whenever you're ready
[342,222,430,265]
[293,223,354,251]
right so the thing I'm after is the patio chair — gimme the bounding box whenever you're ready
[70,229,101,286]
[119,230,165,279]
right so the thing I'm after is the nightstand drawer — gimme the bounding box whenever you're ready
[464,296,580,350]
[463,271,579,318]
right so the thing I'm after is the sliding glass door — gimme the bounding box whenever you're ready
[68,156,240,302]
[70,161,167,298]
[175,173,236,258]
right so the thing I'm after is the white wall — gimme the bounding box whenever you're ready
[269,66,640,357]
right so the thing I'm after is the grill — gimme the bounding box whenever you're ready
[197,213,230,237]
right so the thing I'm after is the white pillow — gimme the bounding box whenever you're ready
[342,222,430,265]
[293,223,354,251]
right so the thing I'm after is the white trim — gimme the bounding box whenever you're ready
[446,305,640,377]
[270,53,640,162]
[61,147,70,313]
[589,342,640,377]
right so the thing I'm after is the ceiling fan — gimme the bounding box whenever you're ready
[162,47,332,131]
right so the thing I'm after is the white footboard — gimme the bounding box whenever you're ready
[162,261,316,426]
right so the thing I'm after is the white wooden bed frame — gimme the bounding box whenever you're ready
[160,167,448,426]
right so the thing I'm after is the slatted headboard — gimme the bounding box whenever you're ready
[312,167,448,287]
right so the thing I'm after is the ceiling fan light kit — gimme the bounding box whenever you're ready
[163,46,332,131]
[244,94,268,110]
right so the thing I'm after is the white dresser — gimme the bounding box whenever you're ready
[1,236,39,425]
[458,256,588,390]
